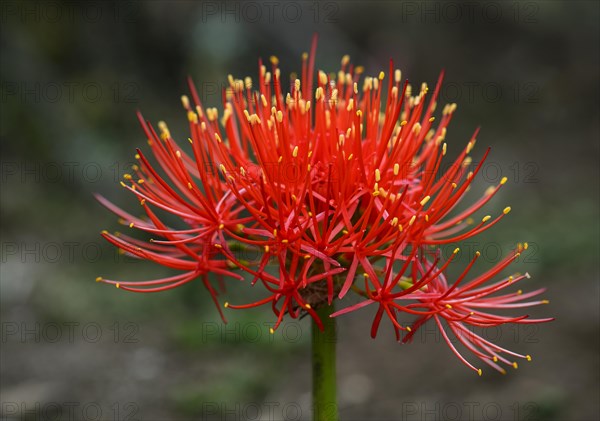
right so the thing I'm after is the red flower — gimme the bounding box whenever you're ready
[97,36,551,372]
[332,243,553,375]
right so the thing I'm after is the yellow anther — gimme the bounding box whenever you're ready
[305,304,311,309]
[214,244,222,249]
[378,71,385,80]
[347,153,354,160]
[180,95,190,109]
[391,217,399,226]
[442,143,447,155]
[375,169,381,182]
[129,222,134,228]
[116,283,120,288]
[454,247,460,254]
[224,302,229,308]
[269,327,275,334]
[500,176,508,185]
[477,369,482,376]
[428,117,435,123]
[409,215,416,226]
[492,356,498,362]
[512,362,519,369]
[445,304,452,309]
[524,242,529,250]
[219,224,225,230]
[526,355,532,361]
[292,146,299,157]
[475,251,481,257]
[420,196,430,206]
[541,300,550,304]
[393,163,400,176]
[503,206,512,214]
[95,277,102,282]
[482,215,491,222]
[394,69,401,83]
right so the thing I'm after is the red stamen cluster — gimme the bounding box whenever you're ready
[97,37,552,374]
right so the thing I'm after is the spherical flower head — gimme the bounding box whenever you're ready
[97,36,552,374]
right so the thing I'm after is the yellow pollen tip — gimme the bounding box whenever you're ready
[378,71,385,80]
[526,355,532,361]
[503,206,512,214]
[524,242,529,250]
[428,117,435,123]
[95,277,102,282]
[406,326,411,332]
[445,304,452,309]
[270,56,279,65]
[129,222,134,228]
[219,224,225,230]
[512,362,518,369]
[116,283,120,289]
[475,251,481,257]
[305,304,311,309]
[453,247,460,254]
[500,176,508,185]
[375,169,381,182]
[269,328,274,334]
[477,369,482,376]
[224,302,229,308]
[420,196,430,206]
[482,215,491,222]
[541,300,550,304]
[409,215,416,225]
[493,356,498,362]
[292,146,299,157]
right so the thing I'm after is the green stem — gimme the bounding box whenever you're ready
[312,304,338,421]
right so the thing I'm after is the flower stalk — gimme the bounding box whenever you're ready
[312,304,338,421]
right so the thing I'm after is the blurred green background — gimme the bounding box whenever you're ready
[1,1,598,420]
